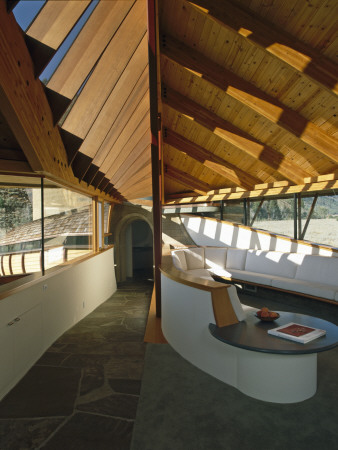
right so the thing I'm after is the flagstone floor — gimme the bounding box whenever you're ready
[0,280,153,450]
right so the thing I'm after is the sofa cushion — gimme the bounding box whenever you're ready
[184,247,205,270]
[205,247,227,270]
[271,277,336,301]
[245,250,303,278]
[232,270,274,286]
[226,248,247,270]
[172,250,187,271]
[186,269,214,280]
[295,255,338,286]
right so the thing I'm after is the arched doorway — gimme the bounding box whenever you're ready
[113,212,154,282]
[125,220,153,280]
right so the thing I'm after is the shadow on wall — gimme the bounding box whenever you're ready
[181,215,336,257]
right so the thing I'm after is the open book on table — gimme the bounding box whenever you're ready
[268,322,326,344]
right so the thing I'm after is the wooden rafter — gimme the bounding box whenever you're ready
[164,128,262,190]
[165,179,338,204]
[165,164,211,194]
[161,35,338,163]
[189,0,338,95]
[163,87,311,184]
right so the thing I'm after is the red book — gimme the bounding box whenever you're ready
[268,322,326,344]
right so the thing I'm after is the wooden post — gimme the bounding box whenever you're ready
[148,0,162,317]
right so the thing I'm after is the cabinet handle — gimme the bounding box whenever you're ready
[7,317,21,326]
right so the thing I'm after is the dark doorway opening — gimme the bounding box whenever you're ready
[128,220,153,281]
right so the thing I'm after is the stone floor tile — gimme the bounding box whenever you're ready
[41,413,133,450]
[79,367,105,396]
[0,418,64,450]
[77,393,139,419]
[0,366,81,418]
[108,379,142,396]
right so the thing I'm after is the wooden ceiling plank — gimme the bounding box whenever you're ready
[60,1,147,138]
[91,72,149,167]
[113,143,151,187]
[165,179,338,204]
[71,152,93,181]
[121,176,152,198]
[116,163,152,192]
[164,128,262,190]
[165,164,212,194]
[189,0,338,95]
[163,87,311,184]
[162,35,338,163]
[107,114,150,179]
[0,148,26,161]
[26,0,91,51]
[104,114,150,180]
[110,130,151,185]
[76,35,149,159]
[47,0,136,99]
[99,103,150,175]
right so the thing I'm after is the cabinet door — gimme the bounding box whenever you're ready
[0,323,14,398]
[14,304,43,376]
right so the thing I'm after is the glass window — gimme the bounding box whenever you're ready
[0,175,42,275]
[43,181,93,268]
[249,197,295,237]
[299,194,338,247]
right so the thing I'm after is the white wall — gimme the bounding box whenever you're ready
[0,247,116,400]
[181,215,337,257]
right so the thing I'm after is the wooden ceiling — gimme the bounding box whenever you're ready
[0,0,337,205]
[159,0,338,203]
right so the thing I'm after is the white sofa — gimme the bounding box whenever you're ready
[171,247,338,303]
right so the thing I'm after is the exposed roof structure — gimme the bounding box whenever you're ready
[0,0,337,205]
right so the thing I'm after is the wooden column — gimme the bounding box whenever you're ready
[148,0,162,317]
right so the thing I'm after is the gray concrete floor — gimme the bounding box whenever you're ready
[0,280,153,450]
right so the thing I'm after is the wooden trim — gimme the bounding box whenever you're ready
[164,179,338,204]
[144,285,167,343]
[92,197,99,253]
[214,275,338,307]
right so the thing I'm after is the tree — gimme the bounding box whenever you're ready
[0,188,33,233]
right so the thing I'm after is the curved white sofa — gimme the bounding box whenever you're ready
[171,246,338,304]
[160,266,318,403]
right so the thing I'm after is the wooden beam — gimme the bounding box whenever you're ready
[165,164,211,194]
[189,0,338,95]
[0,1,70,176]
[162,35,338,163]
[26,0,91,51]
[0,159,32,172]
[163,87,311,184]
[165,179,338,204]
[148,0,162,317]
[164,128,261,190]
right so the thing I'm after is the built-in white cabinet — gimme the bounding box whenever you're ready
[0,303,43,399]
